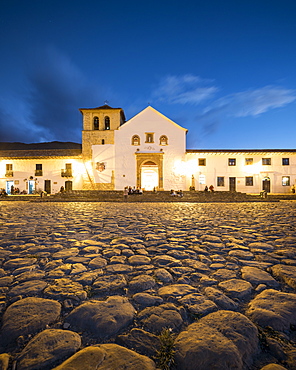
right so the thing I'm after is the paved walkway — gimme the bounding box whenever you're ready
[0,201,296,369]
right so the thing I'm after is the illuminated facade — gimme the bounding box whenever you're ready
[0,105,295,194]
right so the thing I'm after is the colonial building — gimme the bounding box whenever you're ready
[0,105,295,194]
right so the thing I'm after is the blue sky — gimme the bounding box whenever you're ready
[0,0,295,149]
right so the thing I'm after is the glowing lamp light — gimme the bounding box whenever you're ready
[173,159,198,177]
[72,160,85,175]
[243,161,261,175]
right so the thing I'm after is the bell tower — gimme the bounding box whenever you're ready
[79,104,126,160]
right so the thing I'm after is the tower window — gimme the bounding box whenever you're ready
[132,135,140,145]
[198,158,206,166]
[159,135,168,145]
[145,133,154,143]
[93,117,99,130]
[105,116,110,130]
[228,158,236,166]
[245,158,253,165]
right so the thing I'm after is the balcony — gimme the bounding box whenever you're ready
[35,170,43,176]
[5,171,13,177]
[61,169,73,177]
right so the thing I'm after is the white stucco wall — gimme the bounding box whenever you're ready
[92,144,115,183]
[185,152,296,193]
[1,107,295,195]
[0,157,84,194]
[114,107,187,190]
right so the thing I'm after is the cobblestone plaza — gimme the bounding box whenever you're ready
[0,201,296,369]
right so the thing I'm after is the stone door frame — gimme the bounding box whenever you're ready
[135,152,164,190]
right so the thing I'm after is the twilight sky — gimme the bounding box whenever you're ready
[0,0,296,149]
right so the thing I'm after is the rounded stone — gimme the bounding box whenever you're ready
[0,297,61,346]
[218,279,253,299]
[154,268,173,283]
[128,275,156,293]
[174,311,258,370]
[44,278,87,301]
[8,280,47,298]
[158,284,197,298]
[3,258,37,270]
[66,296,136,339]
[271,264,296,289]
[246,289,296,331]
[16,329,81,370]
[137,303,184,334]
[88,257,108,269]
[133,293,163,307]
[52,346,104,370]
[128,255,151,266]
[241,266,279,288]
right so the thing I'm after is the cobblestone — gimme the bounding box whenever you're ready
[0,201,296,369]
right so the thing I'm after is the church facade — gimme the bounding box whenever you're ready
[0,105,295,194]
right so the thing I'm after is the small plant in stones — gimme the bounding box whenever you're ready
[155,327,176,370]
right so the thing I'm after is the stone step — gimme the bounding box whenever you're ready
[2,191,295,202]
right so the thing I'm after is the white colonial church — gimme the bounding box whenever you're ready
[0,104,295,194]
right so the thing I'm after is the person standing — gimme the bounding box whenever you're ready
[123,187,129,201]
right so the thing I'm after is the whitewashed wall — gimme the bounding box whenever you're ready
[185,152,296,193]
[114,107,187,190]
[0,158,84,193]
[92,144,115,183]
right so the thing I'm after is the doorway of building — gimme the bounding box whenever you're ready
[229,177,236,192]
[262,177,271,193]
[28,180,35,194]
[141,161,158,190]
[65,181,73,192]
[6,181,14,194]
[44,180,51,194]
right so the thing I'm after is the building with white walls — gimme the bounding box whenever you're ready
[0,105,295,194]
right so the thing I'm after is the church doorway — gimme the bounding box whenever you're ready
[141,161,158,191]
[136,153,164,190]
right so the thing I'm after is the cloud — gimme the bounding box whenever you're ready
[152,74,219,105]
[25,46,105,142]
[203,85,296,119]
[194,85,296,141]
[0,46,105,143]
[0,94,46,142]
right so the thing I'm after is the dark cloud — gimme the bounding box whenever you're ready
[0,46,104,143]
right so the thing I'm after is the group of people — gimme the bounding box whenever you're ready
[123,186,143,200]
[170,189,184,197]
[0,187,27,196]
[10,185,21,194]
[0,189,8,197]
[127,186,143,195]
[204,185,214,192]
